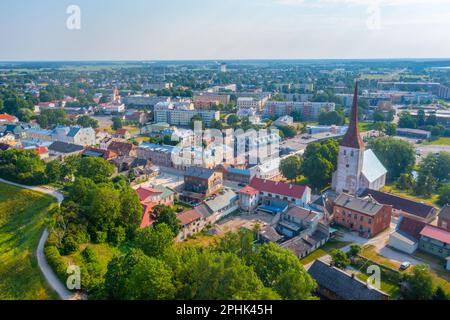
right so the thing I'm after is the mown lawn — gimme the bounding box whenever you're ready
[361,245,450,294]
[299,239,351,265]
[382,185,439,208]
[63,243,123,276]
[423,137,450,146]
[0,182,58,300]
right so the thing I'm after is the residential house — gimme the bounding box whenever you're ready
[182,167,223,203]
[359,188,438,223]
[308,260,389,300]
[333,193,392,238]
[239,177,311,213]
[438,205,450,231]
[0,113,19,123]
[81,147,118,161]
[419,225,450,261]
[137,185,175,228]
[137,143,174,168]
[51,126,96,146]
[107,140,137,157]
[177,209,205,241]
[113,128,132,140]
[47,141,84,160]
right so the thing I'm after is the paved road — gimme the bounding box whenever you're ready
[0,178,76,300]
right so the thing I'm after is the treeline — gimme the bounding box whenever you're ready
[96,228,317,300]
[399,110,449,138]
[0,149,114,186]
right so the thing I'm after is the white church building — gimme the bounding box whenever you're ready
[332,83,387,195]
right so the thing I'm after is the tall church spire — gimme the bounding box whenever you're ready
[340,82,364,149]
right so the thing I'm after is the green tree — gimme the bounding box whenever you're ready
[136,223,175,259]
[414,173,437,197]
[396,173,415,191]
[330,249,350,269]
[419,152,450,183]
[301,140,338,190]
[373,110,385,122]
[252,242,316,299]
[417,109,426,126]
[45,160,62,183]
[347,244,362,257]
[367,137,415,181]
[398,112,416,129]
[112,117,123,130]
[278,125,298,138]
[279,155,302,181]
[227,114,240,126]
[77,115,99,128]
[152,205,180,236]
[77,157,115,183]
[384,123,397,136]
[318,110,345,126]
[403,265,435,300]
[433,286,449,300]
[438,184,450,206]
[119,187,143,239]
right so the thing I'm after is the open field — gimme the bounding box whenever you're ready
[0,182,57,300]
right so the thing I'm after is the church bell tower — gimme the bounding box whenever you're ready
[332,82,365,195]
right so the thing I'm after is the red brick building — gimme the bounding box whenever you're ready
[333,193,392,238]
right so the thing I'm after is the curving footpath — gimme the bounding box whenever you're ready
[0,178,77,300]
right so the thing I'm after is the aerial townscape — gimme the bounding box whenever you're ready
[0,1,450,307]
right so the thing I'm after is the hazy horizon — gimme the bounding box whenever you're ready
[1,0,450,61]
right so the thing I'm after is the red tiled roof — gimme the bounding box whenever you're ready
[239,185,258,196]
[398,217,427,240]
[136,186,161,202]
[0,113,18,122]
[140,207,155,229]
[116,128,129,135]
[34,146,48,155]
[420,225,450,244]
[177,209,202,226]
[249,177,306,199]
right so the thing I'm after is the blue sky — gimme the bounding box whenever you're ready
[0,0,449,60]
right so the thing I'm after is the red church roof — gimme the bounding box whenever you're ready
[340,82,365,149]
[249,177,307,199]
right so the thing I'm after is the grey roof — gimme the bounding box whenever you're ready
[359,188,436,219]
[152,184,175,199]
[185,166,216,180]
[439,205,450,221]
[205,189,237,213]
[362,149,387,183]
[335,193,384,216]
[48,141,84,154]
[259,225,284,243]
[194,203,213,219]
[308,260,389,300]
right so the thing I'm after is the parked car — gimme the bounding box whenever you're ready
[400,261,411,271]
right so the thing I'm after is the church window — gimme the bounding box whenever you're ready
[351,151,354,157]
[343,150,347,156]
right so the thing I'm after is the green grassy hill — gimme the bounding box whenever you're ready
[0,182,57,300]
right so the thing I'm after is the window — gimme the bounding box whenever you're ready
[351,151,354,157]
[344,150,347,156]
[368,219,372,225]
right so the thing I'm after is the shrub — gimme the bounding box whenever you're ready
[45,245,69,282]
